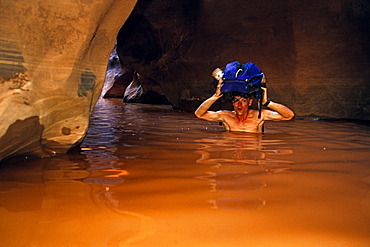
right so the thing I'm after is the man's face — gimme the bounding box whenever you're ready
[232,96,251,115]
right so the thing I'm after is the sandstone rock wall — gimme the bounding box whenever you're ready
[0,0,137,161]
[117,0,370,119]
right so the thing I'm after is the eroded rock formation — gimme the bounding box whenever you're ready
[102,49,169,104]
[0,0,137,161]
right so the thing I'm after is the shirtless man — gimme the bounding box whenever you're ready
[194,68,294,133]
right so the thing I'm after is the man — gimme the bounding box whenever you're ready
[194,68,294,133]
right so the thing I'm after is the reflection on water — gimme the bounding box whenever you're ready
[0,98,369,246]
[195,132,294,211]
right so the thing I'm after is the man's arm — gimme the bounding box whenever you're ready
[194,95,224,121]
[261,87,295,121]
[194,77,224,122]
[263,102,295,120]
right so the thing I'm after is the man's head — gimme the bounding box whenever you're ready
[232,95,253,116]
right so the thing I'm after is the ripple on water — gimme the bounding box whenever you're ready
[1,98,369,246]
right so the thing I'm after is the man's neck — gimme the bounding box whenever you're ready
[235,110,252,122]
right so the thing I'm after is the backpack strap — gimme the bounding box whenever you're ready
[258,99,262,118]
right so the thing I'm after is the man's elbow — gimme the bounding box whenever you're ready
[194,111,202,119]
[279,110,295,121]
[286,111,295,120]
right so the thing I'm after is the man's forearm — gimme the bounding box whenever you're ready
[266,101,295,119]
[194,95,221,118]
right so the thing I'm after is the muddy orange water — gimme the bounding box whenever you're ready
[1,98,369,247]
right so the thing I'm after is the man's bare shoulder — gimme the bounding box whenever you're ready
[217,110,235,116]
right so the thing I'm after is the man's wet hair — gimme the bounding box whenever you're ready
[223,91,255,100]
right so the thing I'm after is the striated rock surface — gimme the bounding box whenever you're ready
[0,0,137,161]
[116,0,370,119]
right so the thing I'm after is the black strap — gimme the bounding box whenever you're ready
[263,98,271,107]
[258,99,262,118]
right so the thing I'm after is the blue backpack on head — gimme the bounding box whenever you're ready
[221,61,265,99]
[220,61,266,118]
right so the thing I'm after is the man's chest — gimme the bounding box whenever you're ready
[224,116,261,132]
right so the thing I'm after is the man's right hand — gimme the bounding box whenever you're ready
[215,79,223,97]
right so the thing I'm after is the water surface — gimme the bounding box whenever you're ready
[1,98,369,246]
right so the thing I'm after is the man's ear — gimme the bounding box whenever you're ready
[249,99,253,106]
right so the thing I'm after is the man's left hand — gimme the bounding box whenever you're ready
[261,87,268,105]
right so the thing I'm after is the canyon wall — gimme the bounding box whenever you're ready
[0,0,137,161]
[117,0,370,118]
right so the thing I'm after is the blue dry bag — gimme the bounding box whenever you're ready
[221,61,265,99]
